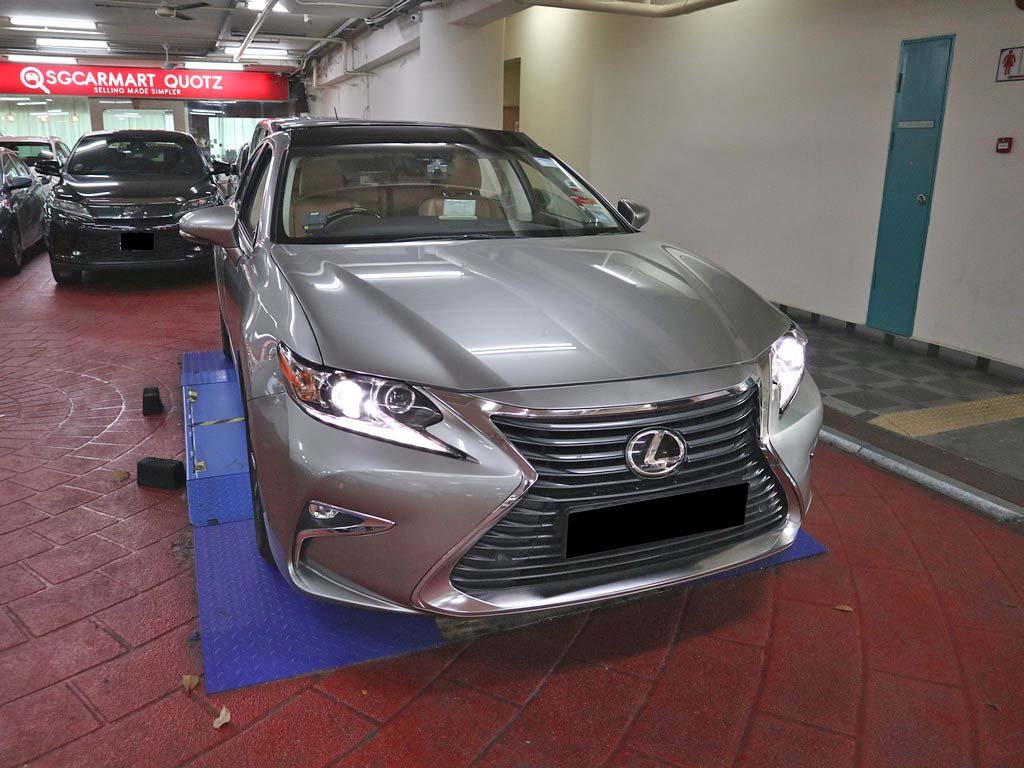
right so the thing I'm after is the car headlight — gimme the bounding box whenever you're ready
[277,342,459,456]
[771,328,807,414]
[51,198,91,220]
[180,195,221,214]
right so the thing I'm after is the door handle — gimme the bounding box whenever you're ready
[915,194,928,206]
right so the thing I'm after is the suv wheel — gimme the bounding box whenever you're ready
[50,261,83,285]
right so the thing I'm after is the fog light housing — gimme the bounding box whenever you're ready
[308,500,344,521]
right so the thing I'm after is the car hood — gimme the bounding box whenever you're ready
[271,234,790,392]
[60,174,216,205]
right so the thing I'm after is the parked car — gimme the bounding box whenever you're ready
[0,147,47,276]
[180,120,822,617]
[40,129,231,285]
[0,135,71,200]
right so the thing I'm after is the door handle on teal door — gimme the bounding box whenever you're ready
[916,194,928,205]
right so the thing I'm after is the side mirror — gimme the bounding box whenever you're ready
[35,159,62,177]
[211,160,237,177]
[179,205,239,250]
[617,198,651,230]
[4,176,33,192]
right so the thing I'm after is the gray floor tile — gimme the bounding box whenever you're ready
[807,372,849,391]
[830,388,908,412]
[829,366,898,386]
[922,377,1005,400]
[873,383,952,405]
[921,418,1024,482]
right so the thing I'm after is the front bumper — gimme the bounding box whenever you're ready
[48,215,212,270]
[250,360,822,617]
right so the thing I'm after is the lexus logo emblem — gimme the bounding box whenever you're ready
[626,428,687,478]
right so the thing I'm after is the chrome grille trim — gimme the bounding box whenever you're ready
[449,383,787,596]
[412,368,807,616]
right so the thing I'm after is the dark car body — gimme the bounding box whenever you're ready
[44,129,224,284]
[0,136,72,200]
[0,148,47,276]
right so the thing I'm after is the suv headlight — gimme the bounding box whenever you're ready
[771,328,807,414]
[277,343,458,456]
[51,198,91,220]
[181,194,221,214]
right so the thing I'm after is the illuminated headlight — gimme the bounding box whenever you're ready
[51,198,91,220]
[277,342,458,456]
[180,195,221,214]
[771,328,807,414]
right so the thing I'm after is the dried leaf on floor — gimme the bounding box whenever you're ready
[111,470,131,482]
[182,674,200,693]
[986,700,1001,711]
[213,706,231,730]
[833,604,855,613]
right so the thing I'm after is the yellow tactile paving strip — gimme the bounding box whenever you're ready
[869,393,1024,437]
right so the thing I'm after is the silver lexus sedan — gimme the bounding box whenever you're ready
[180,120,822,617]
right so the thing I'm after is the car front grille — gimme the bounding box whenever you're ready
[51,223,201,263]
[449,383,789,598]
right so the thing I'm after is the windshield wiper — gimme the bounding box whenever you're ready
[390,233,512,242]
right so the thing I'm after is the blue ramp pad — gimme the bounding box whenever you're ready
[195,521,445,693]
[187,474,253,526]
[186,420,248,481]
[186,381,245,426]
[182,350,237,386]
[194,520,824,693]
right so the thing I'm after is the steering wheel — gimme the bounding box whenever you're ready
[326,206,382,223]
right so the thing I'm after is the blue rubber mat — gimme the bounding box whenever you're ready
[182,350,237,386]
[194,519,825,693]
[194,521,446,693]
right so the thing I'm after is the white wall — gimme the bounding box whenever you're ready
[307,0,1024,368]
[509,1,1024,366]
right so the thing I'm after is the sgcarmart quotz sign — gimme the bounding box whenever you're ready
[0,62,289,101]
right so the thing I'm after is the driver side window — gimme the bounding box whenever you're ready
[240,150,271,236]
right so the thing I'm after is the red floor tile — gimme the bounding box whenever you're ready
[477,660,650,768]
[97,571,195,646]
[0,528,52,567]
[859,672,973,768]
[334,678,518,768]
[8,467,76,492]
[825,495,924,572]
[74,624,201,721]
[564,592,685,680]
[0,610,26,652]
[759,600,861,735]
[737,713,855,768]
[0,684,99,766]
[0,620,123,705]
[681,570,775,647]
[188,690,372,768]
[0,501,47,536]
[28,505,117,545]
[445,614,586,705]
[0,563,45,605]
[32,691,221,768]
[25,535,130,584]
[10,572,134,636]
[24,485,101,515]
[99,530,193,592]
[627,635,764,767]
[775,523,857,606]
[956,627,1024,768]
[318,643,465,722]
[199,675,314,730]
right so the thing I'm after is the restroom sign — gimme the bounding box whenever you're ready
[997,46,1024,82]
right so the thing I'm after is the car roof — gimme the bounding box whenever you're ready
[0,136,57,143]
[280,120,538,151]
[79,129,197,141]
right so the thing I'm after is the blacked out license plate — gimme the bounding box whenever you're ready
[565,483,749,558]
[121,232,155,251]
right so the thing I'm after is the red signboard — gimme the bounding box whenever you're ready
[0,62,289,101]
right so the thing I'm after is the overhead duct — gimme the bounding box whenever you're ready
[513,0,739,17]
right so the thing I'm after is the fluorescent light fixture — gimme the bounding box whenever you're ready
[246,0,289,12]
[7,54,77,64]
[11,16,97,30]
[17,101,48,106]
[47,109,65,114]
[183,61,243,71]
[37,37,109,50]
[189,109,223,115]
[0,97,24,101]
[98,99,133,104]
[468,342,577,356]
[222,45,291,60]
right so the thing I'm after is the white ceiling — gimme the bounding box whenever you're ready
[0,0,395,69]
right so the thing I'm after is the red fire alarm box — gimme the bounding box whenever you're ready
[997,137,1013,153]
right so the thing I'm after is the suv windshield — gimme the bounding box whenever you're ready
[0,142,53,166]
[67,135,205,177]
[277,143,625,243]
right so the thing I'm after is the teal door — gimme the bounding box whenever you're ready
[867,36,954,336]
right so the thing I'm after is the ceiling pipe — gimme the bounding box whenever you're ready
[233,0,283,61]
[513,0,740,17]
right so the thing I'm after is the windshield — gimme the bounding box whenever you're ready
[0,142,52,166]
[67,136,206,177]
[277,143,625,243]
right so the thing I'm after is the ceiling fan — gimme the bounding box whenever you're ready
[154,1,211,21]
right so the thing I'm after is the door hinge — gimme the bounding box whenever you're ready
[896,71,903,93]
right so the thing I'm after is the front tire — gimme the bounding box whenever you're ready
[220,314,232,359]
[249,448,273,563]
[0,229,23,276]
[50,260,83,285]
